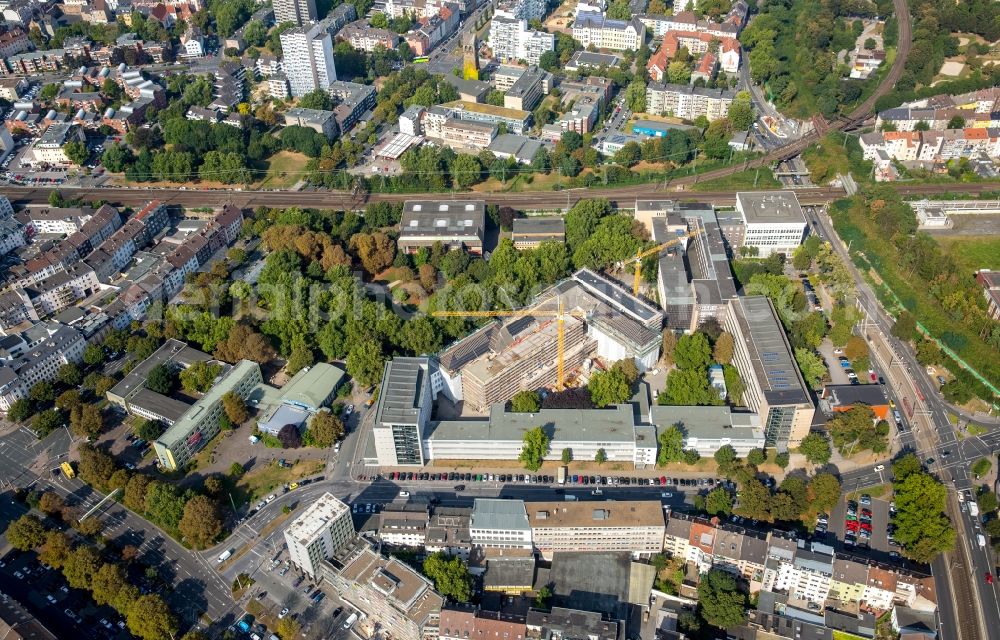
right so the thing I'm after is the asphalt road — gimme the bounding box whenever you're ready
[812,204,997,640]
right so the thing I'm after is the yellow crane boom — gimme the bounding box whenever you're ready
[432,302,585,389]
[628,231,699,295]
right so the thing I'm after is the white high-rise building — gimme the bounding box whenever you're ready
[284,492,355,578]
[488,17,554,65]
[280,23,338,97]
[274,0,317,26]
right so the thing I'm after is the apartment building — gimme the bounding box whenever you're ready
[572,12,645,51]
[329,80,377,132]
[724,296,814,451]
[875,87,1000,131]
[646,82,735,121]
[440,608,526,640]
[640,10,741,39]
[434,100,532,135]
[440,118,497,149]
[0,323,86,412]
[284,492,355,577]
[153,360,263,470]
[470,499,533,550]
[28,123,86,167]
[495,0,548,21]
[398,200,486,254]
[647,31,740,80]
[377,505,430,548]
[488,17,554,65]
[504,66,548,111]
[280,23,338,97]
[274,0,316,24]
[525,500,665,559]
[339,20,400,52]
[735,191,807,257]
[323,541,444,640]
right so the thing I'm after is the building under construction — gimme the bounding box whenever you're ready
[436,269,663,412]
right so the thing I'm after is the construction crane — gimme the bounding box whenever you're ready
[432,301,587,389]
[627,231,700,296]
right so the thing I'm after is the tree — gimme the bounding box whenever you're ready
[519,426,550,471]
[714,445,737,470]
[683,449,701,464]
[794,348,827,388]
[422,552,472,602]
[735,478,771,520]
[561,448,573,464]
[307,411,344,448]
[728,91,755,130]
[659,369,720,406]
[222,391,249,425]
[126,594,179,640]
[56,389,82,412]
[942,380,972,405]
[351,232,396,275]
[63,545,101,590]
[674,333,712,370]
[123,474,151,513]
[145,363,176,394]
[705,487,733,515]
[511,390,541,413]
[697,569,747,629]
[613,141,641,167]
[798,433,832,465]
[135,419,164,441]
[657,425,684,466]
[38,531,72,569]
[278,424,302,449]
[775,452,790,468]
[595,448,607,464]
[712,332,734,365]
[92,563,127,606]
[276,618,301,640]
[7,515,46,550]
[179,361,223,393]
[892,311,916,341]
[667,60,691,84]
[30,381,56,403]
[746,448,766,467]
[807,472,842,515]
[588,369,631,408]
[947,115,965,129]
[63,140,90,166]
[229,462,245,477]
[32,409,64,437]
[214,323,275,364]
[144,482,186,534]
[179,495,222,549]
[56,363,83,386]
[624,79,647,112]
[893,469,956,563]
[7,398,33,422]
[70,404,104,438]
[977,489,998,514]
[347,338,385,387]
[39,491,65,515]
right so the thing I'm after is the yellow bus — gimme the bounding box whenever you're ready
[60,462,75,479]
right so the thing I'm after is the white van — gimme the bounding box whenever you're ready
[344,613,359,629]
[217,549,233,564]
[978,534,987,548]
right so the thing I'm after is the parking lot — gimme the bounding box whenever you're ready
[825,487,898,560]
[0,549,129,640]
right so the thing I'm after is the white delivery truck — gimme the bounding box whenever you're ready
[978,534,987,548]
[344,613,359,629]
[217,549,233,564]
[970,502,981,518]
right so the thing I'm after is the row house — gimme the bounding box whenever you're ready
[338,20,399,52]
[2,49,66,76]
[21,264,101,317]
[0,27,32,57]
[860,128,1000,164]
[640,9,740,39]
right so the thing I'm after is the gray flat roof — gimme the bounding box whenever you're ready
[425,403,638,443]
[375,357,428,425]
[512,217,565,238]
[471,498,530,532]
[567,50,621,68]
[573,268,662,325]
[736,191,806,225]
[732,296,811,405]
[400,200,486,240]
[649,405,762,440]
[108,338,212,402]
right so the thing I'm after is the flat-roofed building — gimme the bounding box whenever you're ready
[723,296,814,451]
[439,100,532,135]
[735,191,807,257]
[322,541,444,640]
[649,405,764,456]
[526,608,618,640]
[504,65,548,111]
[153,360,263,470]
[470,498,533,550]
[512,217,565,249]
[441,118,497,150]
[565,50,621,71]
[285,492,355,577]
[820,384,891,421]
[399,200,486,255]
[373,357,437,466]
[526,500,664,559]
[488,134,545,165]
[284,106,339,140]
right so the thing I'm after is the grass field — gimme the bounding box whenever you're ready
[692,168,781,191]
[256,151,310,189]
[935,236,1000,273]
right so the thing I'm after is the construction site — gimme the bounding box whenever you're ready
[434,269,664,414]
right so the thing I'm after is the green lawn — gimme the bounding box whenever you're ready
[935,236,1000,273]
[256,151,310,189]
[692,168,781,191]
